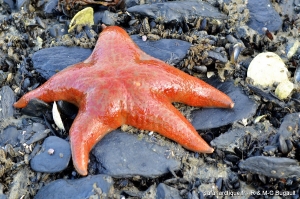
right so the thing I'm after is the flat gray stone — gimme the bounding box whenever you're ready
[34,175,114,199]
[156,183,182,199]
[239,156,300,178]
[127,1,227,24]
[192,78,258,130]
[247,0,282,34]
[92,130,181,178]
[30,136,71,173]
[0,86,15,121]
[32,46,93,79]
[131,35,191,65]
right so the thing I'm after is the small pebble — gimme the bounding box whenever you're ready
[48,148,55,155]
[274,80,294,100]
[142,35,147,41]
[30,136,71,173]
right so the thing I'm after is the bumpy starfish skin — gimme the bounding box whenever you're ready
[14,26,234,176]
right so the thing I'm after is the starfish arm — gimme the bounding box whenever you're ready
[14,66,86,108]
[69,109,118,176]
[156,64,234,108]
[70,92,125,176]
[127,95,213,153]
[169,73,234,108]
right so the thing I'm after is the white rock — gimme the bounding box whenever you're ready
[275,80,294,100]
[247,52,289,87]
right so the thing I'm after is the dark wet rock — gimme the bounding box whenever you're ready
[102,10,118,26]
[239,156,300,178]
[207,50,228,64]
[32,46,93,80]
[131,35,191,65]
[33,38,190,79]
[0,126,20,147]
[156,183,182,199]
[0,86,15,121]
[20,98,51,117]
[56,100,78,118]
[247,0,282,34]
[34,174,114,199]
[271,113,300,145]
[30,136,71,173]
[248,84,285,108]
[278,113,300,138]
[192,78,258,130]
[127,1,227,24]
[92,130,181,178]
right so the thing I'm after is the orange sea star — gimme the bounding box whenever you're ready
[14,26,234,175]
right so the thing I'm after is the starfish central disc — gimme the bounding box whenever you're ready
[14,26,234,176]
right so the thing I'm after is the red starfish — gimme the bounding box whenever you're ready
[14,26,234,176]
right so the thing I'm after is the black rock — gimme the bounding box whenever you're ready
[156,183,182,199]
[0,126,20,147]
[34,175,114,199]
[32,46,93,80]
[92,130,181,178]
[0,86,15,121]
[131,35,191,65]
[191,78,258,130]
[247,0,282,34]
[20,98,51,117]
[127,1,227,24]
[271,113,300,145]
[248,84,285,108]
[30,136,71,173]
[239,156,300,178]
